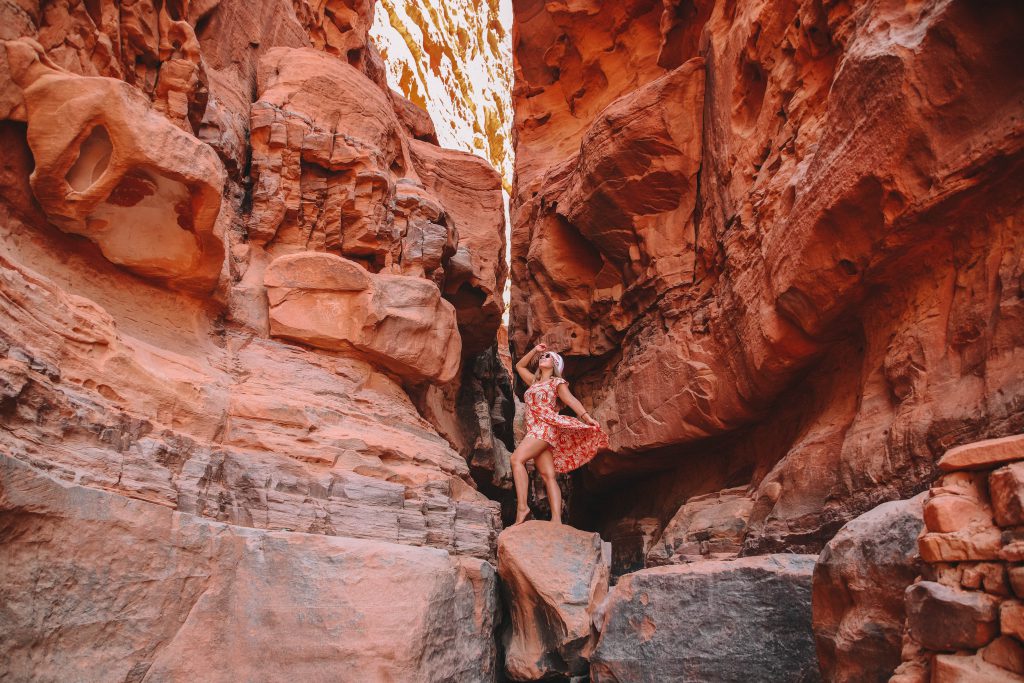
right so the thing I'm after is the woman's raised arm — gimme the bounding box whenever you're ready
[515,342,546,385]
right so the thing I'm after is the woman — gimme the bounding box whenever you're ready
[511,341,609,525]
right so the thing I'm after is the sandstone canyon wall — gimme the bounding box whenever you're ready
[0,1,512,678]
[509,0,1024,571]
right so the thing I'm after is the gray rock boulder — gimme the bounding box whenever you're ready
[812,493,926,682]
[591,554,820,682]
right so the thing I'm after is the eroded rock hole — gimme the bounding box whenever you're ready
[107,171,158,207]
[733,57,768,132]
[66,125,112,193]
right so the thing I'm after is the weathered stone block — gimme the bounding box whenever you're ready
[991,463,1024,528]
[905,581,999,651]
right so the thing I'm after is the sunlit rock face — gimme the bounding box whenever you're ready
[247,44,506,356]
[264,252,463,383]
[6,38,225,292]
[1,3,509,678]
[370,0,513,190]
[510,0,1024,555]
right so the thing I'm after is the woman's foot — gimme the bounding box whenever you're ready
[550,517,562,525]
[513,505,531,525]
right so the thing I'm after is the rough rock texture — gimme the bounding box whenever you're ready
[0,455,499,682]
[1,2,510,678]
[510,0,1024,556]
[990,461,1024,527]
[905,581,1000,651]
[247,44,506,353]
[0,214,501,559]
[496,520,610,681]
[646,485,754,565]
[590,554,820,683]
[891,435,1024,681]
[7,38,225,291]
[264,252,462,383]
[812,493,926,683]
[1,0,510,538]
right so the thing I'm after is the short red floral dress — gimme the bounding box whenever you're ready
[523,376,609,473]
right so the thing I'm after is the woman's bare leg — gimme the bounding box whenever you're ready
[535,449,562,525]
[511,437,553,525]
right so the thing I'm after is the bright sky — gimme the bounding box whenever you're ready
[369,0,514,324]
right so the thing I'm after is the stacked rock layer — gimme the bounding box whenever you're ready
[0,1,511,679]
[891,434,1024,682]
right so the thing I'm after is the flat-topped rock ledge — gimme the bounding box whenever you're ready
[0,455,499,682]
[938,434,1024,472]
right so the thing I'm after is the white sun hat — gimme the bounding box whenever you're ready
[549,351,564,374]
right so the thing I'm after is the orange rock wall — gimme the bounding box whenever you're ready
[509,0,1024,554]
[1,0,511,560]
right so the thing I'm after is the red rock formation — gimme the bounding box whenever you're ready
[510,0,1024,555]
[812,493,926,682]
[8,38,225,291]
[497,520,610,680]
[1,455,500,681]
[890,434,1024,681]
[0,2,510,678]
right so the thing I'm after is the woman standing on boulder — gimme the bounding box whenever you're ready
[511,342,609,526]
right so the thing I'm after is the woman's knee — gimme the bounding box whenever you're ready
[511,447,532,466]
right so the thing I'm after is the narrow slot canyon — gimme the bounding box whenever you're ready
[1,1,1023,682]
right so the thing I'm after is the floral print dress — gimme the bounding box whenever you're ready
[523,376,609,473]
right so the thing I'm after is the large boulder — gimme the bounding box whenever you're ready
[496,520,611,681]
[0,455,499,682]
[591,555,820,682]
[3,38,225,291]
[812,493,926,683]
[264,251,462,383]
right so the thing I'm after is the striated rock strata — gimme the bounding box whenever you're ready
[0,455,499,682]
[1,1,510,679]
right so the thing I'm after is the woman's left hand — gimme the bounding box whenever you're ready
[582,414,600,427]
